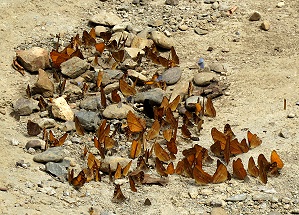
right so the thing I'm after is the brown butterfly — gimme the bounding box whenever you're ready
[95,42,105,54]
[127,111,146,133]
[146,119,160,140]
[232,158,247,180]
[129,176,137,192]
[100,85,107,108]
[271,150,284,169]
[49,130,68,147]
[166,162,175,175]
[247,156,259,178]
[130,139,142,159]
[193,166,212,185]
[212,160,230,183]
[247,131,262,149]
[70,170,87,189]
[119,78,136,97]
[82,28,96,46]
[111,184,126,203]
[155,157,168,177]
[111,89,121,103]
[205,97,216,117]
[74,116,85,136]
[153,142,170,162]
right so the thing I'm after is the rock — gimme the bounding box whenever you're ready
[252,194,270,201]
[179,25,188,31]
[11,138,20,146]
[278,128,290,138]
[134,88,165,104]
[148,19,164,27]
[112,23,128,32]
[194,72,218,86]
[36,118,56,129]
[101,70,124,86]
[287,113,296,118]
[212,2,219,9]
[103,104,134,119]
[60,57,89,78]
[61,121,75,132]
[194,28,208,35]
[104,82,120,94]
[276,2,285,8]
[95,26,107,36]
[51,97,74,121]
[209,63,227,74]
[124,47,144,59]
[25,140,42,150]
[32,69,54,97]
[13,98,39,116]
[170,80,189,102]
[131,36,152,49]
[101,156,132,172]
[161,67,182,85]
[188,187,198,199]
[185,96,204,110]
[291,208,299,214]
[249,12,261,21]
[211,207,227,215]
[151,31,174,49]
[75,110,99,131]
[15,47,50,72]
[165,0,179,6]
[268,212,282,215]
[210,199,225,207]
[33,147,65,163]
[90,11,122,26]
[39,187,56,196]
[64,82,82,95]
[127,70,148,82]
[79,96,101,111]
[45,161,69,178]
[261,21,270,31]
[226,193,247,202]
[200,188,213,196]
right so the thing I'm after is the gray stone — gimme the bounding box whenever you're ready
[45,161,69,178]
[151,31,174,49]
[61,57,89,79]
[194,28,208,35]
[252,194,270,201]
[101,70,124,86]
[61,121,75,132]
[193,72,218,86]
[75,110,99,131]
[209,63,227,73]
[79,96,101,111]
[25,140,42,150]
[185,96,204,109]
[13,98,39,116]
[16,47,50,72]
[33,69,54,97]
[134,88,165,104]
[64,82,82,95]
[33,147,65,163]
[51,97,74,121]
[102,104,134,119]
[90,11,122,26]
[36,118,56,129]
[211,207,227,215]
[268,212,282,215]
[261,21,270,31]
[249,12,261,21]
[226,193,247,202]
[161,67,182,85]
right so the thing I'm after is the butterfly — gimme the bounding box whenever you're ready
[127,111,146,133]
[232,158,247,180]
[111,184,126,203]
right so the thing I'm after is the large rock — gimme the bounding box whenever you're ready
[45,160,70,178]
[33,147,65,163]
[101,70,124,86]
[75,110,99,131]
[90,11,122,26]
[79,95,101,111]
[16,47,50,72]
[193,72,218,86]
[32,69,54,97]
[102,104,134,119]
[13,98,39,116]
[161,67,182,85]
[60,57,89,78]
[134,88,165,104]
[151,31,174,49]
[51,97,74,121]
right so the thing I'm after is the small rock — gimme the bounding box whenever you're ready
[95,26,107,36]
[112,23,128,32]
[179,25,188,31]
[51,97,74,121]
[270,196,279,203]
[188,187,198,199]
[101,70,124,86]
[134,88,165,104]
[102,104,134,119]
[211,2,219,9]
[194,28,208,35]
[279,128,290,138]
[27,148,36,154]
[75,110,99,131]
[25,140,42,150]
[148,19,164,27]
[211,207,227,215]
[32,69,54,97]
[281,197,291,204]
[90,11,122,26]
[39,187,56,196]
[276,2,285,8]
[124,47,144,59]
[287,113,296,118]
[64,82,82,95]
[61,121,75,132]
[261,21,270,31]
[16,47,50,72]
[165,0,179,6]
[36,118,56,129]
[291,208,299,214]
[200,188,213,196]
[79,96,101,111]
[209,63,226,74]
[161,67,182,85]
[144,198,151,206]
[226,193,247,202]
[45,161,68,178]
[104,82,120,94]
[193,72,218,86]
[252,193,270,201]
[33,147,65,163]
[101,156,132,172]
[185,96,204,110]
[13,98,39,116]
[151,31,174,49]
[61,57,89,79]
[127,70,148,82]
[210,199,225,207]
[268,212,282,215]
[170,80,189,102]
[11,138,20,146]
[249,12,261,21]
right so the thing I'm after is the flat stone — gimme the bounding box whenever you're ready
[194,72,218,86]
[13,98,39,116]
[252,193,270,201]
[45,161,69,178]
[209,62,226,74]
[61,57,89,79]
[127,70,148,82]
[33,147,65,163]
[75,110,99,131]
[90,11,122,26]
[268,212,282,215]
[112,22,129,32]
[194,28,208,35]
[104,82,120,94]
[148,19,164,27]
[79,96,101,111]
[16,47,50,72]
[102,104,134,119]
[161,67,182,85]
[151,31,174,49]
[249,11,261,21]
[51,97,74,121]
[261,21,270,31]
[36,118,56,129]
[211,207,227,215]
[32,69,54,97]
[134,88,165,105]
[185,96,204,110]
[226,193,247,202]
[101,70,124,86]
[25,140,42,150]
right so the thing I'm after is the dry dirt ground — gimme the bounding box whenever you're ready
[0,0,299,214]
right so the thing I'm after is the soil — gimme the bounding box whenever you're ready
[0,0,299,214]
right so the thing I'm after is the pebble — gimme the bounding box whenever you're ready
[134,88,165,104]
[104,82,120,94]
[249,12,261,21]
[226,193,247,202]
[51,97,74,121]
[188,187,198,199]
[276,2,285,8]
[15,47,50,72]
[209,62,227,74]
[165,0,179,6]
[127,70,148,82]
[39,187,56,196]
[200,188,213,196]
[194,28,208,35]
[193,72,218,86]
[210,199,225,207]
[61,121,75,132]
[101,70,124,86]
[252,193,270,201]
[161,67,182,85]
[179,25,188,31]
[124,47,144,59]
[60,57,89,79]
[25,140,42,150]
[31,69,54,97]
[64,82,82,95]
[36,118,56,129]
[291,208,299,214]
[211,207,227,215]
[13,98,39,116]
[79,96,101,111]
[27,148,36,154]
[268,211,282,215]
[11,138,20,146]
[261,21,270,31]
[90,11,122,26]
[170,80,189,102]
[151,31,174,49]
[102,104,134,119]
[33,147,65,163]
[45,161,69,178]
[112,22,128,32]
[270,196,279,203]
[185,96,204,110]
[95,26,107,36]
[287,113,296,118]
[75,110,99,131]
[211,2,219,9]
[148,19,164,27]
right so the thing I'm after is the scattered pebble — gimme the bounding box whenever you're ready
[261,21,271,31]
[161,67,182,85]
[193,72,218,86]
[33,147,65,163]
[249,11,261,21]
[226,193,247,202]
[25,140,42,150]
